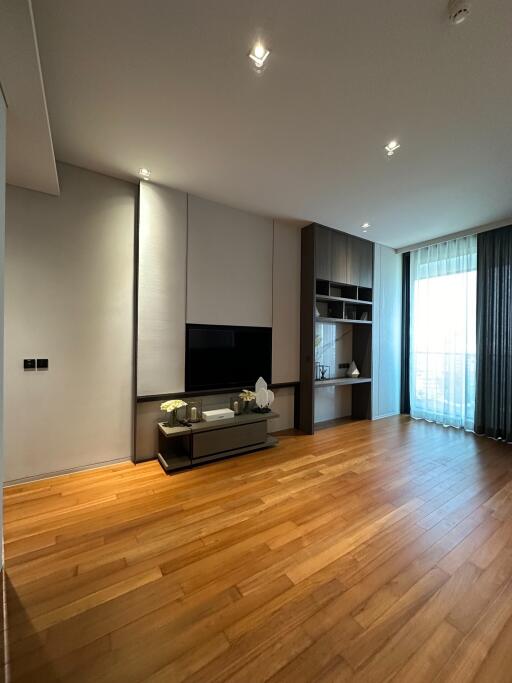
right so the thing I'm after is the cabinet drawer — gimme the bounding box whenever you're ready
[192,421,267,459]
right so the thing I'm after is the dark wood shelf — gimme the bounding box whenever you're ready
[315,377,372,388]
[316,316,372,325]
[316,294,372,305]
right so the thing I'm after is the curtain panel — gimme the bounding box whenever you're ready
[400,252,411,414]
[475,226,512,442]
[410,235,477,430]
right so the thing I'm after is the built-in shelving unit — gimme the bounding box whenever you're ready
[316,317,372,325]
[300,224,374,434]
[314,376,371,387]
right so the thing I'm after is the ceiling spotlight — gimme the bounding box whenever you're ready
[385,140,400,157]
[361,222,370,233]
[249,42,270,71]
[139,168,151,180]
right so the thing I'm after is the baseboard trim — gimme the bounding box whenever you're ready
[4,456,131,487]
[372,411,400,420]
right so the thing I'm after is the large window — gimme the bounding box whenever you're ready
[410,235,477,430]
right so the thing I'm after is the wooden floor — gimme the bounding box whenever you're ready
[2,416,512,682]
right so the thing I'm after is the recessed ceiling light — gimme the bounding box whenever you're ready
[361,222,370,230]
[248,42,270,71]
[385,140,401,157]
[139,168,151,180]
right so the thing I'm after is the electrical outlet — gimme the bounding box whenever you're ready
[338,363,349,370]
[37,359,49,370]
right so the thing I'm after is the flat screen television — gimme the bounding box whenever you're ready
[185,324,272,392]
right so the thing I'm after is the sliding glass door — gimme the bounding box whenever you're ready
[410,236,477,430]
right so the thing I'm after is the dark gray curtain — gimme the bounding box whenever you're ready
[475,226,512,442]
[400,252,410,414]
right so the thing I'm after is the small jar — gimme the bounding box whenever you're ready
[186,399,202,423]
[230,397,242,415]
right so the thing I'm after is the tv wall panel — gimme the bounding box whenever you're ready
[186,195,273,328]
[137,183,187,396]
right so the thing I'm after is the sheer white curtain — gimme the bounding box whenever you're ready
[410,235,477,430]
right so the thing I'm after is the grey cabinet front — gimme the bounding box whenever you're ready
[331,231,348,284]
[192,421,267,459]
[358,239,373,288]
[315,226,331,281]
[347,236,373,288]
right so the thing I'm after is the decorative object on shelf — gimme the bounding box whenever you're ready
[348,361,360,378]
[230,396,243,415]
[203,408,235,422]
[253,377,275,413]
[360,311,368,321]
[186,399,202,423]
[239,389,256,413]
[314,362,321,381]
[319,364,330,381]
[160,399,187,427]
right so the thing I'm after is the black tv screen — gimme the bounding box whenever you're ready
[185,324,272,392]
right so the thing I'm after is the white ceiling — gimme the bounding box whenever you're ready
[26,0,512,247]
[0,0,59,195]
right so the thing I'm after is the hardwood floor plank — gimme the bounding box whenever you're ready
[391,620,462,683]
[436,576,512,682]
[472,613,512,682]
[2,416,512,682]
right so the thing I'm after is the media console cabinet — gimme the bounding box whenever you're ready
[157,411,279,473]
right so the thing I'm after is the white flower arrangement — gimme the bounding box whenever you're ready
[160,399,187,413]
[239,389,256,402]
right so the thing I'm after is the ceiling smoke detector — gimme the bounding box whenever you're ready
[448,0,471,24]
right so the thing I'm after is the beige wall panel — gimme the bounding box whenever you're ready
[138,183,187,396]
[272,220,301,383]
[5,163,135,482]
[186,195,273,327]
[0,94,6,562]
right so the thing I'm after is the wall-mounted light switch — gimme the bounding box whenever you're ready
[37,359,49,370]
[24,359,36,370]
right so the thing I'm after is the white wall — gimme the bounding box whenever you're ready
[372,243,402,419]
[5,163,136,482]
[187,195,273,327]
[0,92,6,564]
[138,183,187,396]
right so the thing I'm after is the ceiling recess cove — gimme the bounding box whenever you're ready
[448,0,471,24]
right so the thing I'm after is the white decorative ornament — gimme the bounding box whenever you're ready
[255,377,267,394]
[254,377,274,410]
[348,361,360,378]
[256,388,268,408]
